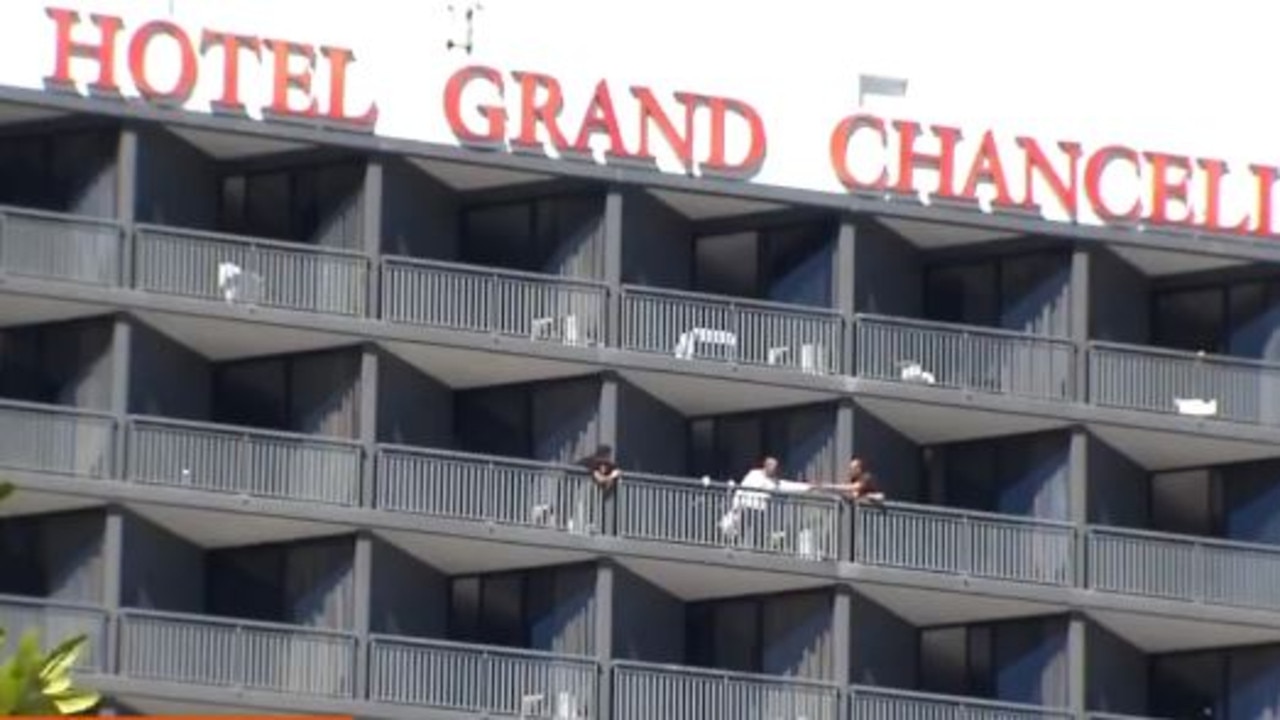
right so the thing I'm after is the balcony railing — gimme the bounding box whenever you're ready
[1088,525,1280,611]
[376,446,601,533]
[0,595,108,671]
[849,686,1074,720]
[856,315,1076,401]
[370,635,599,717]
[855,502,1076,586]
[134,225,369,317]
[382,256,607,346]
[127,416,363,506]
[117,609,357,697]
[0,399,115,479]
[613,661,840,720]
[621,286,843,375]
[0,206,123,286]
[617,473,842,561]
[1089,341,1280,425]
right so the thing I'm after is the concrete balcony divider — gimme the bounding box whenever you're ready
[849,685,1075,720]
[0,399,115,479]
[613,661,841,720]
[855,315,1076,401]
[117,609,357,697]
[620,286,844,375]
[1089,341,1280,425]
[0,594,108,672]
[369,635,599,717]
[381,256,608,346]
[1088,525,1280,611]
[134,225,369,317]
[855,502,1076,586]
[127,416,363,506]
[376,445,602,533]
[617,472,842,561]
[0,206,123,286]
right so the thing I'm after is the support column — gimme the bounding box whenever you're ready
[835,399,855,562]
[599,372,619,534]
[835,218,857,372]
[352,530,374,699]
[1069,426,1089,586]
[594,559,615,720]
[362,160,384,318]
[602,188,624,347]
[1068,611,1088,719]
[831,584,853,688]
[102,505,123,675]
[110,316,131,480]
[115,128,137,287]
[1070,246,1091,401]
[359,345,379,508]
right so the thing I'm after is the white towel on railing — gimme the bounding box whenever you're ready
[675,328,737,359]
[898,360,937,384]
[1174,397,1218,417]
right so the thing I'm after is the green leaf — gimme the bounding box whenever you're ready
[47,687,100,715]
[0,481,13,504]
[38,634,86,684]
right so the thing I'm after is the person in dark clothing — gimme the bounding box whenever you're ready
[843,457,886,510]
[578,444,621,491]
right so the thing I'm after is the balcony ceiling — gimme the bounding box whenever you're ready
[1109,243,1249,277]
[128,502,349,549]
[410,156,553,191]
[0,101,66,127]
[855,395,1070,445]
[380,529,595,576]
[0,292,112,329]
[855,583,1062,627]
[620,368,836,416]
[1092,607,1280,654]
[649,188,788,220]
[168,126,315,161]
[135,310,357,361]
[1090,422,1280,471]
[876,216,1022,249]
[387,341,597,390]
[619,556,831,601]
[0,485,103,519]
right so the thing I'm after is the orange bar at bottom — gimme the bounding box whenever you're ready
[23,717,352,720]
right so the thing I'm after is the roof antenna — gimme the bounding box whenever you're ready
[446,2,483,55]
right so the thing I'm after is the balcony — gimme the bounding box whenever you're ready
[133,225,370,317]
[1087,525,1280,611]
[854,503,1076,587]
[849,686,1074,720]
[376,445,601,533]
[855,315,1076,402]
[1088,341,1280,426]
[369,635,599,717]
[126,416,363,507]
[620,286,843,375]
[0,595,108,672]
[116,609,357,697]
[382,256,608,347]
[0,399,115,479]
[0,206,123,288]
[613,661,840,720]
[616,473,842,561]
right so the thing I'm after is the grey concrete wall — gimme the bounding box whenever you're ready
[369,538,448,638]
[134,128,218,228]
[616,380,689,477]
[620,189,692,289]
[0,316,114,410]
[379,158,460,260]
[376,352,454,448]
[0,509,105,602]
[127,321,212,420]
[119,511,205,612]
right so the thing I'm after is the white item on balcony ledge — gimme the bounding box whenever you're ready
[1174,397,1219,417]
[531,314,582,345]
[216,261,264,304]
[898,360,937,384]
[767,344,826,374]
[674,328,737,360]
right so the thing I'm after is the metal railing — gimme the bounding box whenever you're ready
[856,315,1076,401]
[0,206,123,286]
[613,661,840,720]
[376,445,601,533]
[382,256,608,346]
[1088,525,1280,611]
[0,399,115,479]
[117,609,356,697]
[134,225,369,317]
[370,635,599,717]
[617,473,842,561]
[1089,341,1280,425]
[127,416,363,506]
[849,685,1074,720]
[621,286,843,374]
[855,502,1076,586]
[0,595,108,671]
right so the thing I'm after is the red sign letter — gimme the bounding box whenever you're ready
[1016,138,1081,219]
[44,8,124,96]
[128,21,198,106]
[571,80,630,160]
[263,39,319,120]
[510,71,570,154]
[320,46,379,130]
[1197,159,1250,235]
[1248,164,1280,237]
[1084,145,1142,223]
[700,96,767,180]
[829,114,889,191]
[443,65,506,148]
[962,130,1016,209]
[1143,151,1193,227]
[201,31,260,116]
[893,121,963,200]
[631,88,698,172]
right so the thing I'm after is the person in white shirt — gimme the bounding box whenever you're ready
[720,456,814,539]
